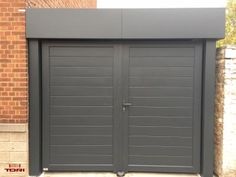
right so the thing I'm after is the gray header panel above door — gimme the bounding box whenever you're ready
[26,9,122,39]
[26,8,225,39]
[122,9,225,39]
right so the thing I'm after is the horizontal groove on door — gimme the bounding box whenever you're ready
[50,145,112,155]
[128,156,192,166]
[129,57,194,67]
[51,77,113,87]
[48,165,114,171]
[51,87,112,96]
[51,135,112,145]
[51,67,112,77]
[129,107,192,116]
[51,106,112,116]
[129,127,192,137]
[129,47,195,57]
[51,97,112,106]
[129,136,192,146]
[129,77,193,87]
[129,117,192,127]
[129,87,192,97]
[130,67,193,77]
[50,155,113,164]
[51,117,112,126]
[129,146,192,156]
[51,126,112,136]
[129,97,192,106]
[49,47,114,57]
[50,57,113,67]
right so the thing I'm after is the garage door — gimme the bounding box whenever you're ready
[42,41,202,173]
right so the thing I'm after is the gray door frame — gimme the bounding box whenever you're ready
[29,39,216,177]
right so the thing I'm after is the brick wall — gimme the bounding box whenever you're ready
[0,0,96,124]
[0,0,27,123]
[215,46,236,177]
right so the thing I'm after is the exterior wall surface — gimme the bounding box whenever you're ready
[0,124,28,177]
[214,46,236,177]
[0,1,96,177]
[0,0,27,123]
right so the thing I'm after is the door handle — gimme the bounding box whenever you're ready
[123,103,132,106]
[122,102,132,111]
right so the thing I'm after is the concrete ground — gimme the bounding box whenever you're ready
[43,172,200,177]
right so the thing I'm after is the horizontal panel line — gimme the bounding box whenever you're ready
[50,153,112,157]
[128,155,192,158]
[50,56,114,58]
[129,135,192,138]
[51,106,112,108]
[130,66,194,68]
[129,126,192,128]
[50,56,113,58]
[50,164,113,166]
[50,96,112,98]
[51,115,112,117]
[129,97,192,99]
[52,154,112,157]
[51,135,112,137]
[129,76,193,78]
[51,76,113,78]
[129,87,192,89]
[128,164,193,168]
[129,116,192,118]
[52,125,112,128]
[51,66,112,68]
[129,106,192,109]
[51,105,112,107]
[51,86,112,87]
[51,145,112,147]
[130,65,194,69]
[130,55,194,57]
[129,145,192,148]
[50,86,112,88]
[52,134,111,136]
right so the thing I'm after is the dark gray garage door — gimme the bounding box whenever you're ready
[42,41,202,173]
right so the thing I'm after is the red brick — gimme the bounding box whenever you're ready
[0,0,97,123]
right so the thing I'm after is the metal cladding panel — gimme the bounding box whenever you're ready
[122,8,225,39]
[26,8,225,39]
[26,9,122,39]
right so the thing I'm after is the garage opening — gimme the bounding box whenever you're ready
[27,8,225,177]
[41,41,202,173]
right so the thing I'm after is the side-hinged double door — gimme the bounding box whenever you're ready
[42,41,202,174]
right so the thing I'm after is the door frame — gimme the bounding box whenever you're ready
[28,39,216,177]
